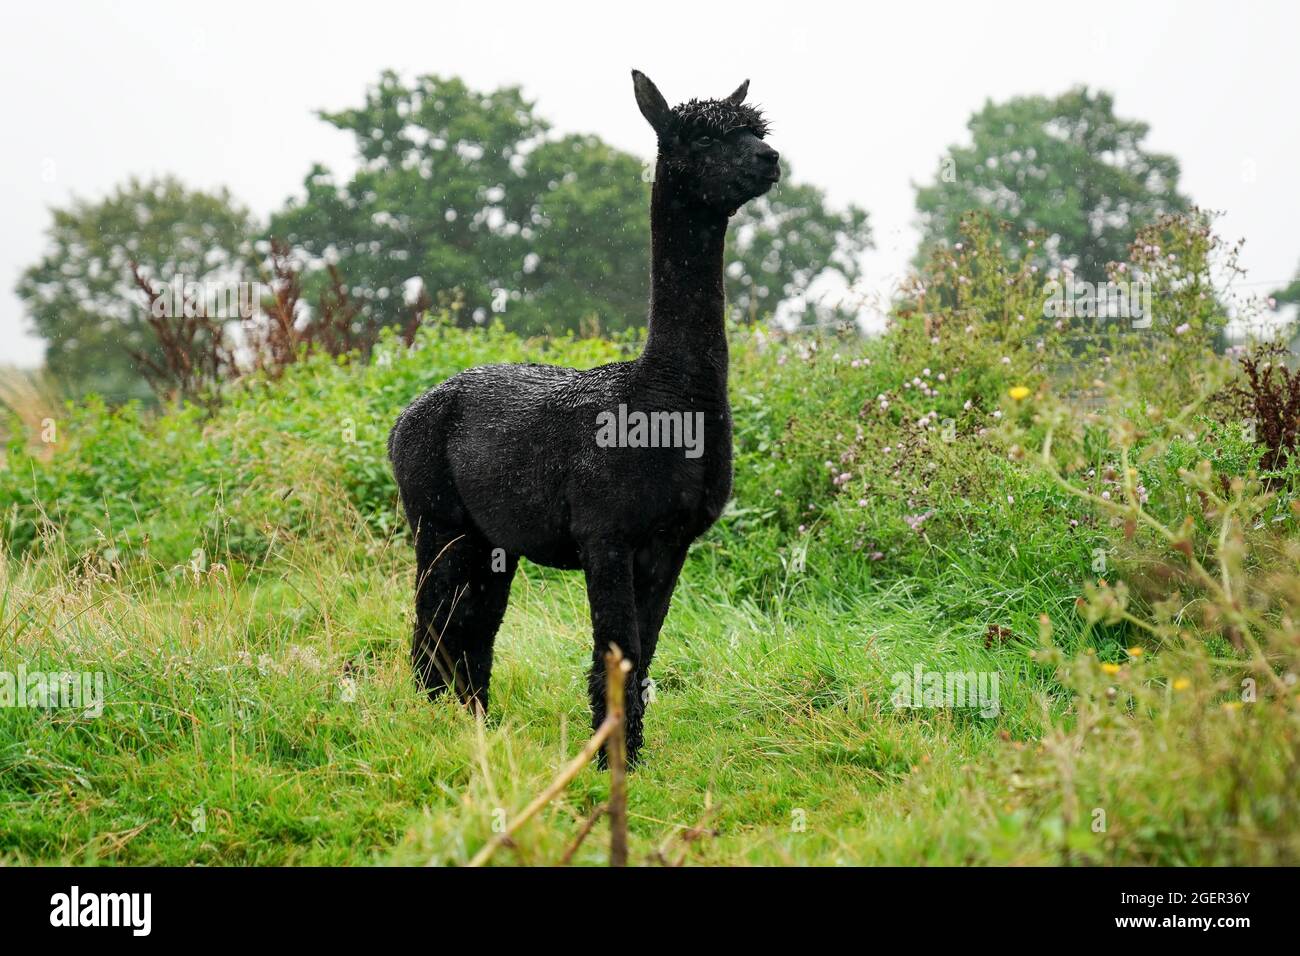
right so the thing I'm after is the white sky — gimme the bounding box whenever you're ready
[3,0,1298,366]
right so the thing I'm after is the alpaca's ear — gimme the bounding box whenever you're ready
[726,80,750,105]
[631,69,670,135]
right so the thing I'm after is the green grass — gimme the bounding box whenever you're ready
[7,497,1292,866]
[4,218,1300,864]
[0,520,1048,865]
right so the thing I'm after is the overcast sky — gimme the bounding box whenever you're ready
[3,0,1297,366]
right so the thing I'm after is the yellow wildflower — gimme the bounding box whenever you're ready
[1008,386,1031,401]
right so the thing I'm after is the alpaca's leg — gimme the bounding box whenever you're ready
[411,522,458,701]
[413,528,516,714]
[455,544,518,712]
[632,541,689,708]
[581,542,642,766]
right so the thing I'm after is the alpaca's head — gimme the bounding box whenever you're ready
[632,70,780,216]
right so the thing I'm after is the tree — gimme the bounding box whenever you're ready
[1273,267,1300,308]
[15,177,255,403]
[500,133,651,336]
[914,88,1189,281]
[270,71,871,337]
[729,166,871,326]
[270,73,543,332]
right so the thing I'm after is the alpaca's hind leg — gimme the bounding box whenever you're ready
[413,529,517,713]
[582,541,643,766]
[455,543,518,711]
[411,525,457,701]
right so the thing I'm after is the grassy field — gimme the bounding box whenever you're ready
[0,518,1056,865]
[3,216,1298,865]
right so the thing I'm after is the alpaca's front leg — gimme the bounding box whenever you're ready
[633,541,689,688]
[581,542,643,766]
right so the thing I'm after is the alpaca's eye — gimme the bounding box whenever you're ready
[695,135,713,148]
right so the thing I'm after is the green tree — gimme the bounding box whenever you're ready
[15,177,255,403]
[502,133,651,336]
[270,71,871,336]
[729,167,871,326]
[914,87,1189,281]
[270,73,543,331]
[1273,266,1300,308]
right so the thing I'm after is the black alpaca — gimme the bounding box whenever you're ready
[388,70,779,764]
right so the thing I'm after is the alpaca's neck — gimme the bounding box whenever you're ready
[638,172,729,382]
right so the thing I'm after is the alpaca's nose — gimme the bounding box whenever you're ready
[757,144,779,166]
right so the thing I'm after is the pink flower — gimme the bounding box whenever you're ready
[904,510,934,532]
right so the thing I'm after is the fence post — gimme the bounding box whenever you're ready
[604,644,631,867]
[464,643,631,868]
